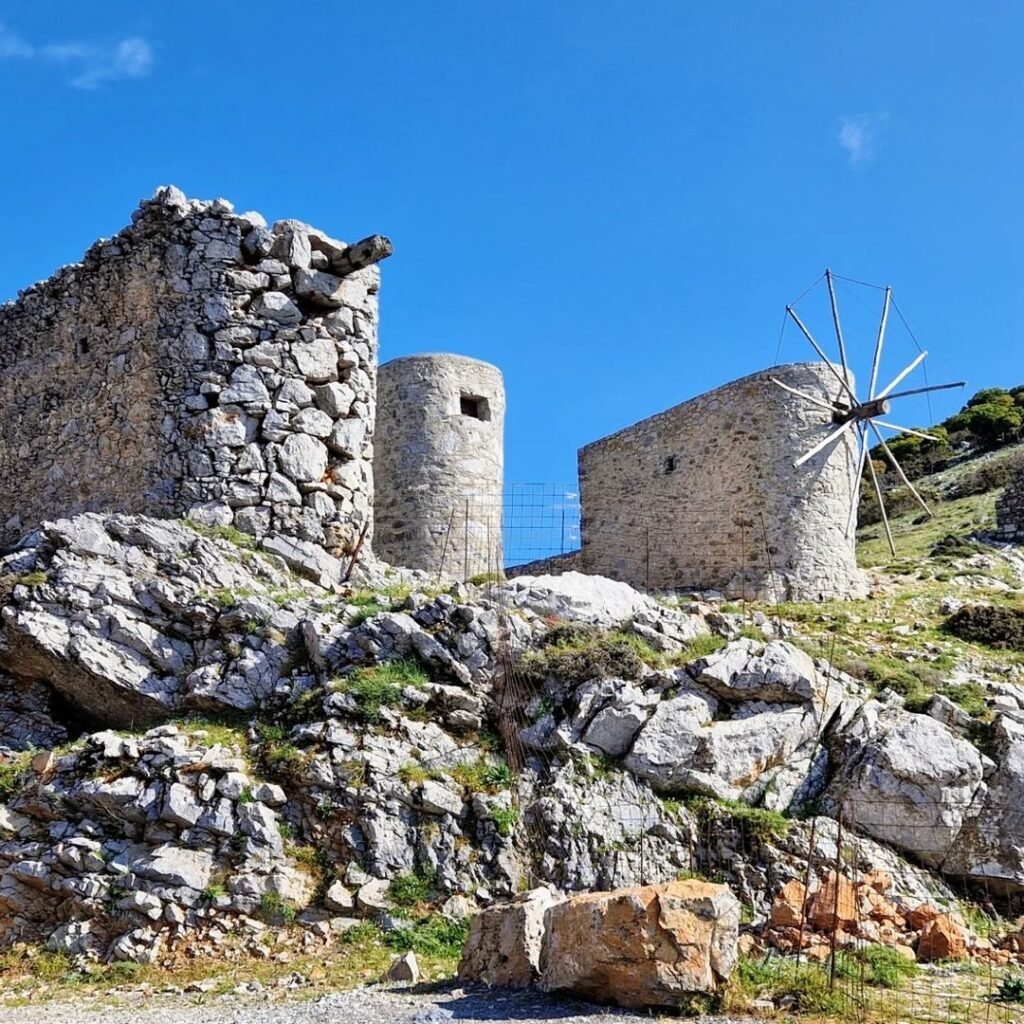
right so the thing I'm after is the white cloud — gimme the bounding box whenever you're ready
[838,114,884,166]
[0,20,152,88]
[72,38,152,89]
[0,21,33,59]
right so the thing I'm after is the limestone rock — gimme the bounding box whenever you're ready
[293,268,347,308]
[458,888,562,988]
[826,702,987,869]
[250,291,301,325]
[690,639,823,703]
[942,714,1024,891]
[540,880,740,1008]
[386,951,420,984]
[278,433,328,483]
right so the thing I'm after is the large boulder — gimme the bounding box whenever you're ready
[539,880,740,1008]
[689,639,826,704]
[458,887,563,988]
[825,702,988,869]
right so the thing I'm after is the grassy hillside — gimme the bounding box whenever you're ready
[857,441,1023,570]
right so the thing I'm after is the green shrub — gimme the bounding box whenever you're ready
[689,796,790,842]
[185,521,258,549]
[341,921,381,945]
[997,975,1024,1003]
[519,623,657,684]
[16,571,47,587]
[451,757,511,794]
[836,944,919,988]
[258,891,297,924]
[0,752,33,801]
[849,654,946,711]
[728,955,848,1015]
[468,571,503,586]
[332,659,429,723]
[385,915,470,958]
[490,805,520,837]
[930,534,986,558]
[482,762,512,788]
[945,604,1024,652]
[388,869,436,907]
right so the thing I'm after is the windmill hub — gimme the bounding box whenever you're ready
[833,397,891,425]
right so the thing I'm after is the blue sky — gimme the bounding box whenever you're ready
[2,2,1022,488]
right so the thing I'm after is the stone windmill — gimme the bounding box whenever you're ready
[772,269,964,555]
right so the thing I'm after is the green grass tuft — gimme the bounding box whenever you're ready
[331,659,430,723]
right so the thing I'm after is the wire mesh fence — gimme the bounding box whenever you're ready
[434,483,581,579]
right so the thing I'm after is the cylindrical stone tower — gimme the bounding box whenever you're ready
[374,353,505,578]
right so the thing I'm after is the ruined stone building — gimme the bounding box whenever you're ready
[0,186,389,583]
[575,363,866,601]
[996,467,1024,542]
[374,354,505,578]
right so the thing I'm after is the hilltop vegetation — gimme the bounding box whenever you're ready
[860,384,1024,526]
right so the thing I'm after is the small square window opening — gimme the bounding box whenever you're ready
[664,455,677,474]
[460,395,490,421]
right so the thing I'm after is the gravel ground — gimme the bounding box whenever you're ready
[0,983,754,1023]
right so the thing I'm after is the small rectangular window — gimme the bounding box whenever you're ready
[460,395,490,421]
[664,455,677,474]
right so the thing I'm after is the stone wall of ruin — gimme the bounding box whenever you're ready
[577,362,867,601]
[374,354,505,579]
[996,469,1024,542]
[0,187,381,576]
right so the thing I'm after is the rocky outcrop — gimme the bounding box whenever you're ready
[0,514,304,726]
[622,641,844,806]
[0,725,312,962]
[3,509,1024,974]
[944,713,1024,891]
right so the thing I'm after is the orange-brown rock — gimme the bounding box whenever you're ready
[917,915,967,962]
[861,888,901,924]
[807,872,858,932]
[769,880,808,929]
[539,880,740,1009]
[862,869,893,894]
[762,926,802,952]
[906,903,943,931]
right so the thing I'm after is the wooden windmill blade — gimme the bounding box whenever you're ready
[772,271,965,557]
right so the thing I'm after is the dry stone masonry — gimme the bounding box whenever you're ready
[996,466,1024,542]
[374,354,505,578]
[0,186,389,580]
[577,363,867,601]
